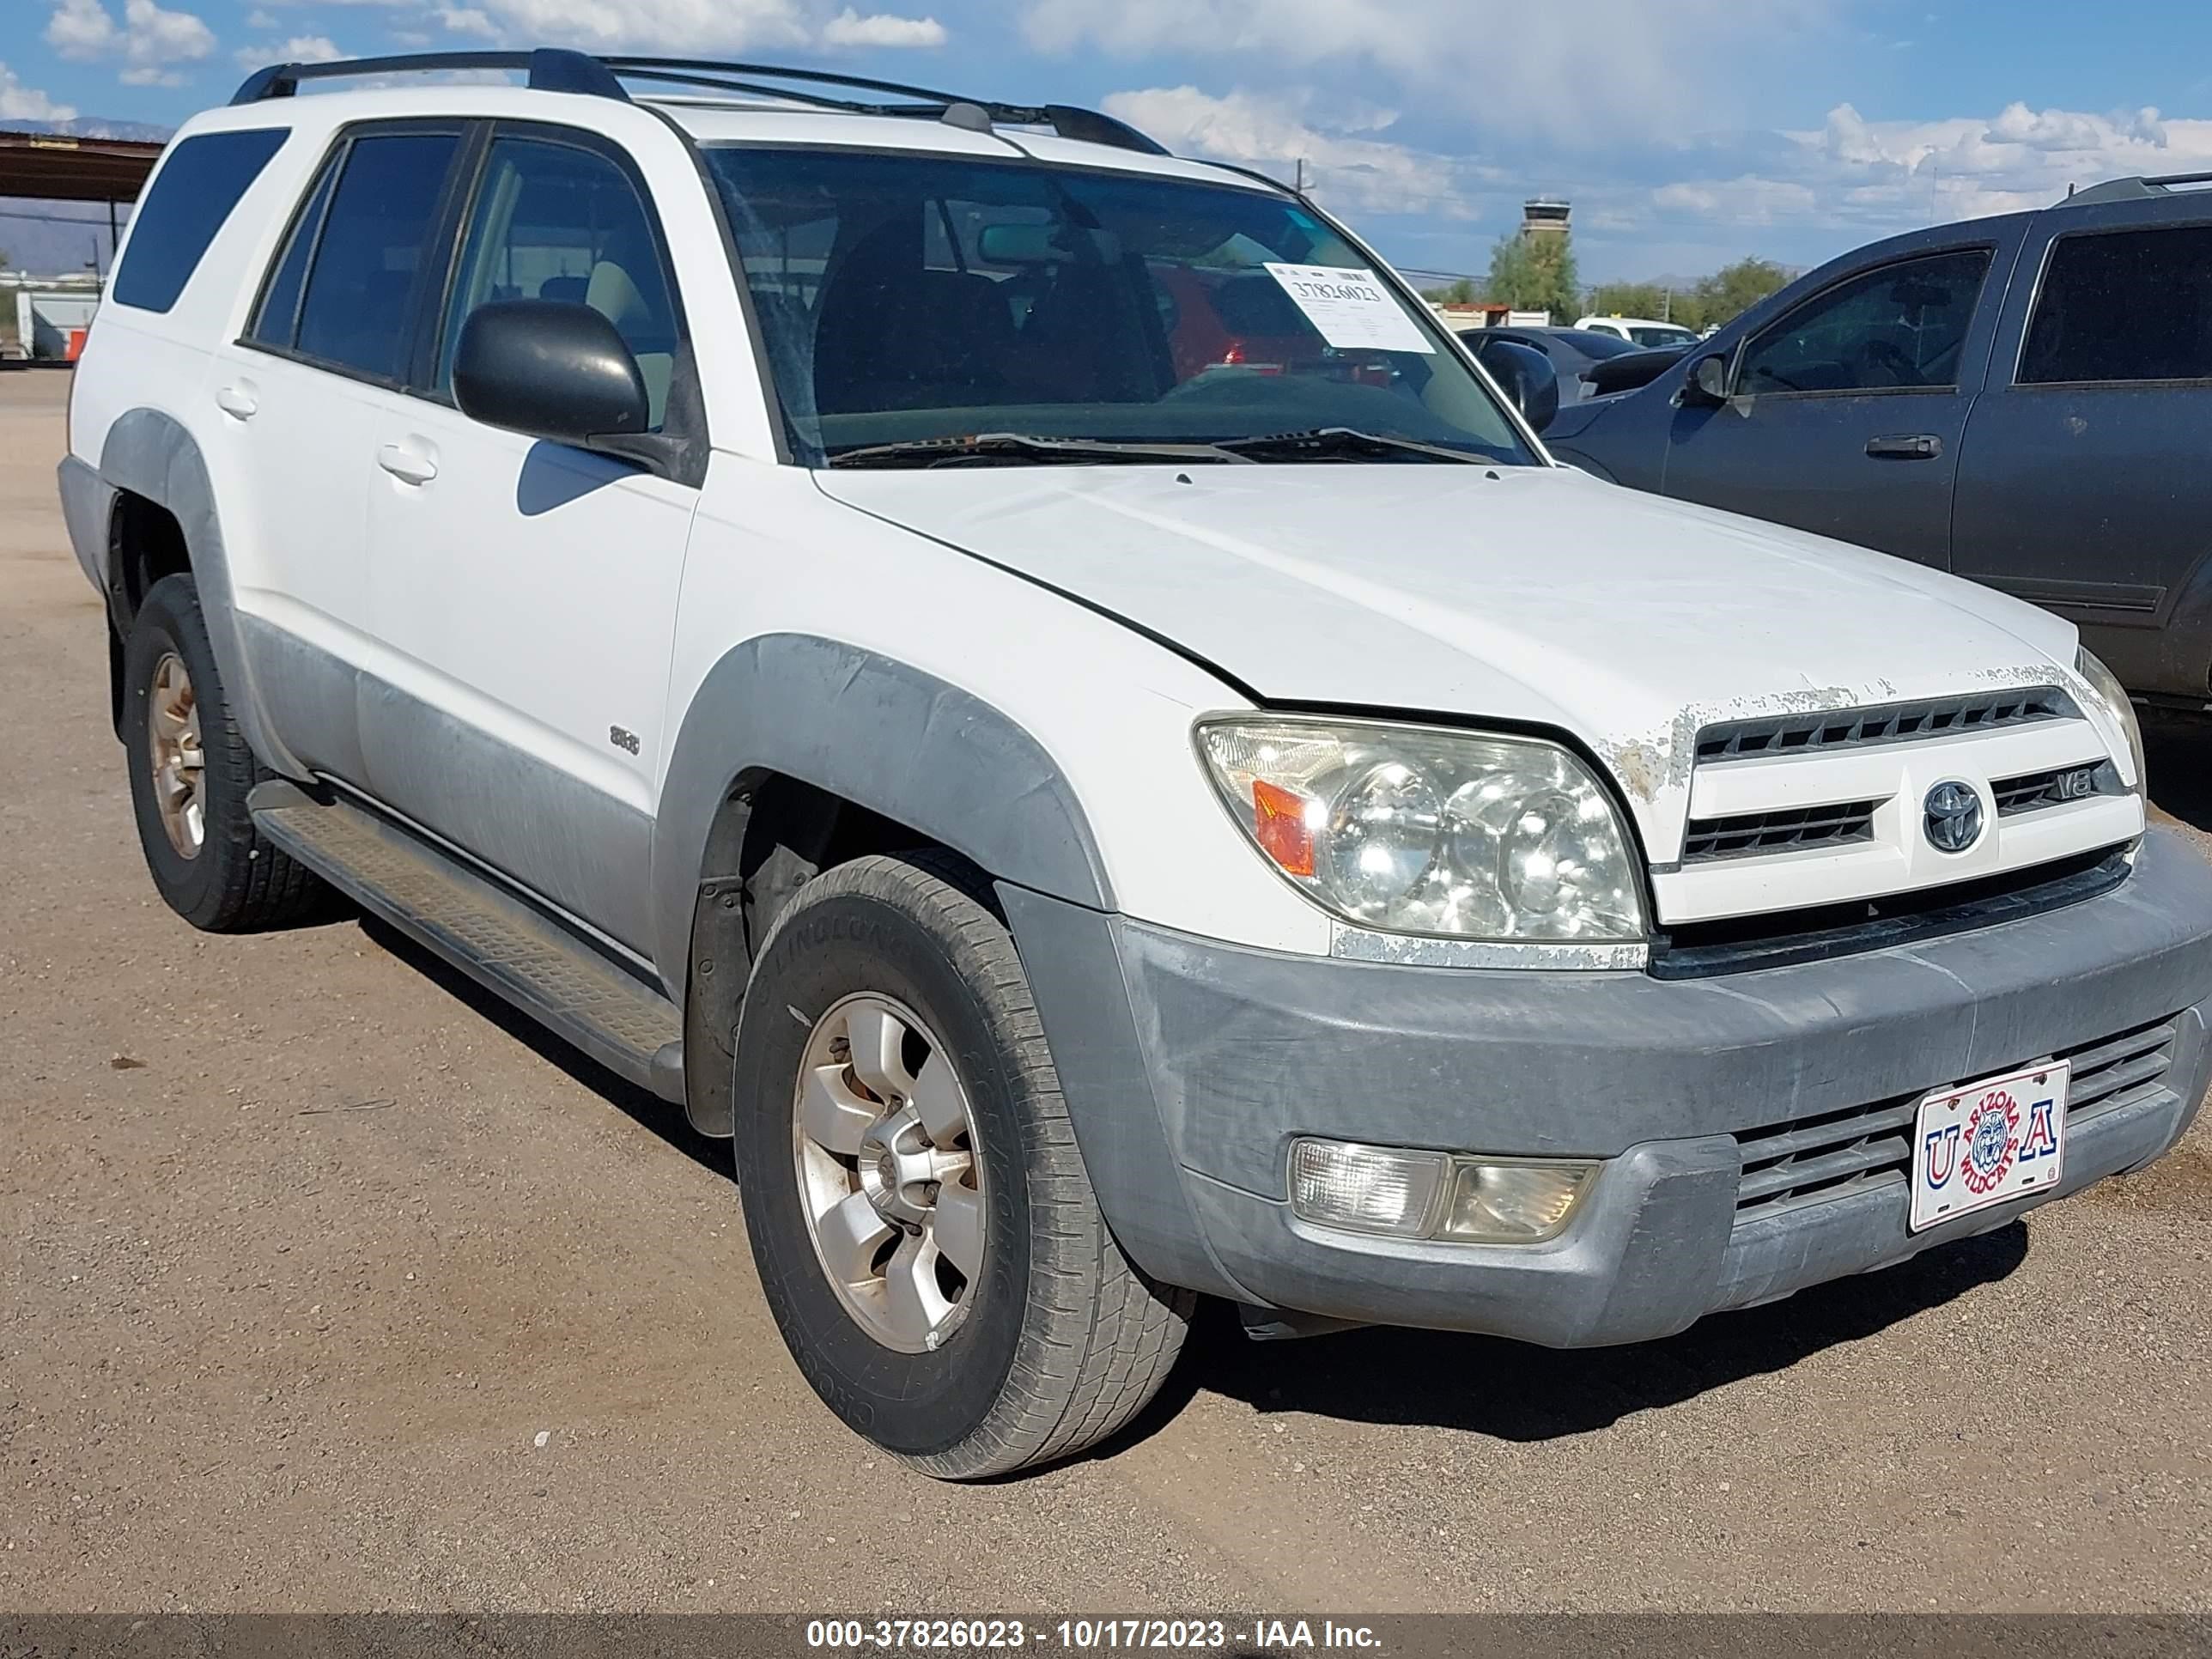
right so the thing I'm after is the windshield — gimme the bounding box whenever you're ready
[702,148,1538,466]
[1629,325,1696,349]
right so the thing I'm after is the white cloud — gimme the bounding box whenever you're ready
[46,0,216,85]
[429,0,809,51]
[819,9,945,47]
[1660,101,2212,235]
[234,34,346,67]
[1103,85,1492,218]
[0,61,77,122]
[1028,0,1833,144]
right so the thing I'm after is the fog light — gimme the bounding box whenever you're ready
[1439,1160,1596,1243]
[1289,1139,1596,1243]
[1288,1139,1447,1237]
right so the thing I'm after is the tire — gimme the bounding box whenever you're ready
[732,850,1195,1479]
[121,574,335,933]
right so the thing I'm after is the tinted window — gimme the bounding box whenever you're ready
[2021,225,2212,384]
[437,137,680,427]
[249,151,338,349]
[1559,329,1644,359]
[294,131,459,381]
[1738,249,1990,395]
[111,129,287,314]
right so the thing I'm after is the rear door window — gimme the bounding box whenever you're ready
[1736,249,1991,395]
[2020,224,2212,384]
[111,128,289,314]
[289,131,461,383]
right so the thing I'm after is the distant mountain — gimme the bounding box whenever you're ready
[5,116,174,143]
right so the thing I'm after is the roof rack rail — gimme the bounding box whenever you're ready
[2062,169,2212,207]
[227,48,1168,155]
[230,47,626,106]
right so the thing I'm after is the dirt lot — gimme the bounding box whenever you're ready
[3,364,2210,1615]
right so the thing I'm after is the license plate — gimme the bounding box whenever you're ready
[1907,1060,2069,1232]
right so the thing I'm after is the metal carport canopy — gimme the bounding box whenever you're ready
[0,131,162,202]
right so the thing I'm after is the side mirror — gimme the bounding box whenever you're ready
[1681,351,1732,407]
[1478,338,1559,434]
[453,299,650,450]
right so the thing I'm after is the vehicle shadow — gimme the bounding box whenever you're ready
[1143,1221,2027,1444]
[2145,712,2212,832]
[354,915,734,1183]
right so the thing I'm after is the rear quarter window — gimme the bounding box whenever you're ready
[111,128,289,315]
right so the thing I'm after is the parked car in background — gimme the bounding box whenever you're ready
[1460,324,1648,403]
[1575,314,1699,349]
[1548,173,2212,705]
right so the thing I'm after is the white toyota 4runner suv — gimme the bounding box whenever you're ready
[61,50,2212,1478]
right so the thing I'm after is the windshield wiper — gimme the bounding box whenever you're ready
[827,432,1251,469]
[1215,427,1491,465]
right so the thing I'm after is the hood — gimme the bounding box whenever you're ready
[814,463,2081,817]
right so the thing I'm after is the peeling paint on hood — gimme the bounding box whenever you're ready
[816,464,2083,855]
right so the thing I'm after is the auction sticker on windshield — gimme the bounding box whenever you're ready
[1907,1059,2067,1232]
[1264,264,1433,354]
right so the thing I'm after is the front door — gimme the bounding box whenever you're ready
[1661,245,2009,569]
[363,125,699,952]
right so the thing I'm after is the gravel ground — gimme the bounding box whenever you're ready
[3,367,2209,1615]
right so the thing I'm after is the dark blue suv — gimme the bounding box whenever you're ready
[1547,171,2212,705]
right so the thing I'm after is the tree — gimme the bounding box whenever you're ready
[1678,258,1790,332]
[1583,281,1669,322]
[1419,276,1480,306]
[1486,230,1578,321]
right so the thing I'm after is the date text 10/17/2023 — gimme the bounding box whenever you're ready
[804,1620,1385,1651]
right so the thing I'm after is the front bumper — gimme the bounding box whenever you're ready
[1001,826,2212,1347]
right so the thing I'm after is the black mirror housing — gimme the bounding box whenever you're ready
[1477,338,1560,434]
[453,299,651,450]
[1683,351,1731,406]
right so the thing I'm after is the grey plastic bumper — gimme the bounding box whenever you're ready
[1001,827,2212,1346]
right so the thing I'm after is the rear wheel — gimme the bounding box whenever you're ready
[732,851,1194,1479]
[121,574,335,932]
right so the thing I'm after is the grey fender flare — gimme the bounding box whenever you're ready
[650,632,1114,1001]
[95,409,307,778]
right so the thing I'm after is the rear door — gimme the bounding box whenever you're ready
[210,122,468,784]
[1658,240,2017,568]
[1951,205,2212,696]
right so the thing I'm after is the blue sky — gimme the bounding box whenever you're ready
[7,0,2212,281]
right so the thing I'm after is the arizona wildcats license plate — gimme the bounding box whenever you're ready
[1907,1060,2068,1233]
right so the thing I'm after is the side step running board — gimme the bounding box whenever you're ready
[250,781,685,1106]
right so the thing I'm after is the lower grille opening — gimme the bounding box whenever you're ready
[1729,1013,2179,1226]
[1650,844,2130,979]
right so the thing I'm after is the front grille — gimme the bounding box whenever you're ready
[1731,1013,2178,1225]
[1695,688,2078,765]
[1991,761,2115,817]
[1683,799,1881,862]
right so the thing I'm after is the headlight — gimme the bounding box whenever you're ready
[2076,647,2146,791]
[1195,716,1646,941]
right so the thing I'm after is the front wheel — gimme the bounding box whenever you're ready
[732,851,1194,1479]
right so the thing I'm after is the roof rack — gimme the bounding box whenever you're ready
[228,47,1170,156]
[2061,169,2212,207]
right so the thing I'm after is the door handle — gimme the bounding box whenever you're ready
[376,442,439,485]
[215,385,258,421]
[1865,433,1942,460]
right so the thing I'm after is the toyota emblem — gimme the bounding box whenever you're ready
[1923,781,1984,854]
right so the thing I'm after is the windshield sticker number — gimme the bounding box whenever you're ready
[1263,264,1434,355]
